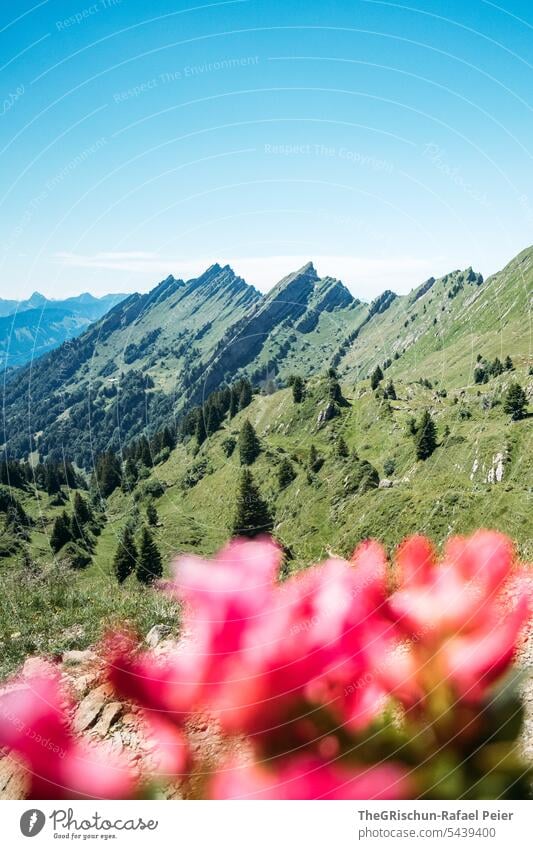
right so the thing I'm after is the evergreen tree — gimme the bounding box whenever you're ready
[504,355,514,371]
[124,457,138,486]
[206,403,221,436]
[474,364,488,384]
[50,511,72,553]
[161,426,176,451]
[138,436,152,468]
[415,410,437,460]
[328,378,344,405]
[277,457,296,489]
[229,386,239,418]
[232,469,273,538]
[63,461,78,488]
[292,376,304,403]
[96,452,122,497]
[489,357,504,377]
[45,463,62,495]
[503,383,527,421]
[136,527,163,585]
[238,419,260,465]
[370,365,384,390]
[335,435,349,458]
[195,410,207,446]
[383,380,397,400]
[146,501,158,526]
[71,492,92,539]
[239,379,253,410]
[113,525,137,584]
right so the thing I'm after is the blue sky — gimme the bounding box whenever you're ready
[1,0,532,299]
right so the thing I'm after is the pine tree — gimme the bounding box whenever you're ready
[309,444,323,473]
[335,435,349,458]
[370,365,384,390]
[489,357,503,377]
[503,383,527,421]
[232,469,273,538]
[136,527,163,585]
[195,410,207,446]
[50,511,72,553]
[138,436,152,468]
[161,426,175,451]
[277,457,296,489]
[146,501,158,526]
[239,379,253,410]
[383,380,397,400]
[238,419,260,465]
[113,525,137,584]
[415,410,437,460]
[229,386,239,418]
[71,492,92,539]
[96,452,122,497]
[504,355,514,371]
[45,463,62,495]
[328,378,344,405]
[206,403,221,436]
[292,376,304,403]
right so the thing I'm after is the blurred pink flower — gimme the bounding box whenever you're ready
[211,754,411,800]
[0,664,136,799]
[388,531,531,703]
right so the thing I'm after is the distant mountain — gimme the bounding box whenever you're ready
[1,248,531,467]
[0,292,127,368]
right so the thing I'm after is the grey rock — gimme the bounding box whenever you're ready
[145,624,171,648]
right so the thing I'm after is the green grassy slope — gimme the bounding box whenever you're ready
[338,248,532,387]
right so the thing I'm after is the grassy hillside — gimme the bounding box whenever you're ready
[1,357,530,678]
[338,248,532,387]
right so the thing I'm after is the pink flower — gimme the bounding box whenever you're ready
[214,553,393,739]
[0,665,136,799]
[211,755,411,800]
[388,531,531,703]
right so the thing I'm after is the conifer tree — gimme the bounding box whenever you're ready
[370,365,384,390]
[161,426,176,451]
[50,511,72,553]
[96,452,122,497]
[504,355,514,371]
[229,386,239,418]
[195,410,207,446]
[503,383,527,421]
[206,404,221,436]
[238,419,260,465]
[292,376,304,403]
[335,435,349,458]
[383,380,397,400]
[232,469,273,538]
[146,501,158,527]
[138,436,152,468]
[308,444,323,473]
[113,525,137,584]
[45,463,62,495]
[328,378,344,405]
[136,527,163,585]
[415,410,437,460]
[71,492,92,539]
[239,379,253,410]
[277,457,296,489]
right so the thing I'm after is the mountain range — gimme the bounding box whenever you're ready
[1,246,531,467]
[0,291,127,369]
